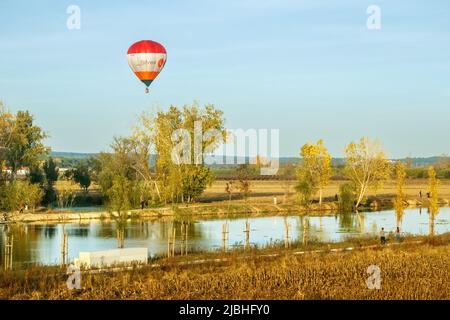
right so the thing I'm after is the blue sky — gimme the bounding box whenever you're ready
[0,0,449,158]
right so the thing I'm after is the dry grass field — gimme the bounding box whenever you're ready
[53,179,450,208]
[55,180,99,192]
[201,179,450,204]
[0,234,448,300]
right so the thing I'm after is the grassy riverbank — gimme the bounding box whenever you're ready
[4,202,341,223]
[0,233,448,300]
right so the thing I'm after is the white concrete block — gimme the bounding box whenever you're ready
[76,247,148,268]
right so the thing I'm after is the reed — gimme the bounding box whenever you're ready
[0,233,448,300]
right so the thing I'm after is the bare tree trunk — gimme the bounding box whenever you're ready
[356,184,366,208]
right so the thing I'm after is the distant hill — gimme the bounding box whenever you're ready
[277,157,445,168]
[51,151,97,159]
[50,151,445,168]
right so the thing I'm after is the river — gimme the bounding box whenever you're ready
[0,206,448,268]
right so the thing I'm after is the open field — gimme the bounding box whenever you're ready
[0,234,448,300]
[202,179,450,204]
[56,179,450,204]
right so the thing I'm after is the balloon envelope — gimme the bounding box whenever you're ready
[127,40,167,88]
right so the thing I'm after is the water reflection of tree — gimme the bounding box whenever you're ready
[395,209,404,229]
[295,216,311,244]
[95,221,116,238]
[114,215,127,248]
[95,217,202,253]
[42,225,57,238]
[394,161,407,229]
[66,224,90,237]
[171,220,198,241]
[339,213,359,232]
[394,186,406,229]
[428,208,438,237]
[0,224,42,268]
[394,200,405,230]
[357,213,365,233]
[427,166,439,237]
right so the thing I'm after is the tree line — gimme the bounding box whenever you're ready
[0,100,443,214]
[294,137,441,212]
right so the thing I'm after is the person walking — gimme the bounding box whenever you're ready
[380,227,386,245]
[395,227,401,242]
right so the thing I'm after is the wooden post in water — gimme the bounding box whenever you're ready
[117,228,125,249]
[180,222,188,255]
[167,226,172,258]
[60,232,68,266]
[221,222,229,252]
[429,213,435,237]
[171,227,176,257]
[244,221,250,249]
[167,226,176,258]
[302,217,309,247]
[180,222,184,255]
[167,227,171,258]
[4,234,13,271]
[284,217,290,248]
[184,223,188,255]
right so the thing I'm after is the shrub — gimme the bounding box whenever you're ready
[339,183,355,212]
[0,181,43,212]
[295,180,314,206]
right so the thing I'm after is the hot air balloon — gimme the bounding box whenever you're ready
[127,40,167,93]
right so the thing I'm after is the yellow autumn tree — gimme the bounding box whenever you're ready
[297,139,332,205]
[344,137,390,208]
[428,166,439,216]
[394,161,407,227]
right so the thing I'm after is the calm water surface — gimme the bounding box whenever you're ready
[1,207,448,268]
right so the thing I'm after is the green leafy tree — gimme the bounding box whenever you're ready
[3,110,48,180]
[41,157,59,205]
[72,162,91,192]
[0,180,43,212]
[28,165,45,185]
[43,157,59,185]
[96,138,137,204]
[108,175,132,213]
[108,175,132,248]
[295,180,314,206]
[153,103,226,203]
[338,183,355,212]
[181,165,214,203]
[96,103,225,206]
